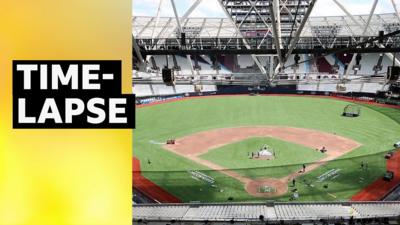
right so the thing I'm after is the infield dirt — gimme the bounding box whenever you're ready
[164,126,361,197]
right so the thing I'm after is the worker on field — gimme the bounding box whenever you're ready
[293,190,299,200]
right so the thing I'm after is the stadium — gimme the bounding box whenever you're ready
[132,0,400,224]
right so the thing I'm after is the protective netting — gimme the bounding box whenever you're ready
[343,104,361,117]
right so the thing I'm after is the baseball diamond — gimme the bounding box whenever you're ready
[133,95,400,202]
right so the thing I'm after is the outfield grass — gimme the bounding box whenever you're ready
[134,96,400,202]
[361,104,400,124]
[200,137,324,179]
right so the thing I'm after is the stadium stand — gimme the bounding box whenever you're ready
[133,52,398,97]
[133,202,400,223]
[352,203,400,218]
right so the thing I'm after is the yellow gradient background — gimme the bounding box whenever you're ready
[0,1,132,225]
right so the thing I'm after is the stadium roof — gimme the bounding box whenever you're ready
[132,0,396,18]
[133,13,400,39]
[132,1,400,84]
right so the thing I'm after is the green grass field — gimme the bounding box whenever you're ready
[200,137,324,179]
[134,96,400,202]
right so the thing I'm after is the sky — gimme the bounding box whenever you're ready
[132,0,396,17]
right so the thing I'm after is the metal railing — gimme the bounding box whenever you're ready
[136,36,400,54]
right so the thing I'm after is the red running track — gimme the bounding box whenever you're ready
[132,157,181,203]
[351,150,400,201]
